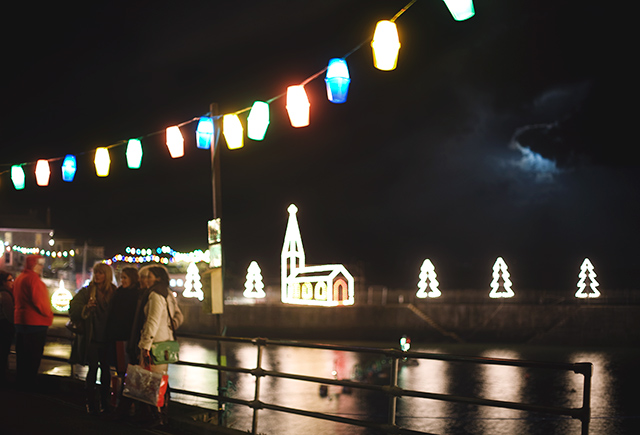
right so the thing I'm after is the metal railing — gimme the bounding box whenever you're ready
[38,332,592,435]
[171,335,592,435]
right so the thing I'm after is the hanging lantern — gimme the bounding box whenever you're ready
[286,85,310,127]
[371,20,401,71]
[223,114,244,150]
[247,101,270,141]
[11,165,26,190]
[94,147,111,177]
[442,0,475,21]
[325,58,350,104]
[35,159,51,186]
[196,116,214,149]
[61,155,77,182]
[166,126,184,158]
[126,139,143,169]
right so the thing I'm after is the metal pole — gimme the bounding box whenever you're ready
[252,343,264,434]
[580,363,592,435]
[388,357,399,429]
[210,102,226,420]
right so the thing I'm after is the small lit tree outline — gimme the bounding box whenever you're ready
[489,257,514,298]
[244,261,266,299]
[575,258,600,298]
[416,259,441,298]
[183,261,204,301]
[51,279,73,312]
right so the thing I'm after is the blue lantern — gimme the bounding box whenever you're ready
[196,116,214,149]
[61,155,77,182]
[325,58,350,104]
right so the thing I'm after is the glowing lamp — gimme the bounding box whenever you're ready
[35,160,51,186]
[196,116,214,149]
[442,0,475,21]
[247,101,270,141]
[325,58,350,104]
[94,147,111,177]
[166,126,184,158]
[371,20,401,71]
[126,139,143,169]
[286,85,310,127]
[11,165,26,190]
[61,155,77,182]
[223,114,244,150]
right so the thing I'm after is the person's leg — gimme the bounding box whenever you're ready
[85,344,99,414]
[0,322,13,386]
[98,344,112,412]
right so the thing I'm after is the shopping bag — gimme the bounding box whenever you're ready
[122,364,169,407]
[150,340,180,364]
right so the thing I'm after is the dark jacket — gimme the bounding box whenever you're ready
[127,287,151,364]
[107,283,140,341]
[68,283,116,365]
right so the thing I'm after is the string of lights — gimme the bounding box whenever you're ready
[1,1,474,190]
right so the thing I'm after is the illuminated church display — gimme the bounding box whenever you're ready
[575,258,600,298]
[281,204,354,306]
[489,257,514,298]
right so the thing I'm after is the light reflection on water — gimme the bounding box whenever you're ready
[39,338,639,434]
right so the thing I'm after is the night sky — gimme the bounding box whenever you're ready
[1,1,635,292]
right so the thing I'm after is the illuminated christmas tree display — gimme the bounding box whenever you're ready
[416,259,441,298]
[51,279,73,312]
[489,257,514,298]
[244,261,266,299]
[183,261,204,301]
[575,258,600,298]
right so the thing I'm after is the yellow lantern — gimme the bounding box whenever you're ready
[94,147,111,177]
[35,159,51,186]
[371,20,401,71]
[223,114,244,150]
[286,85,310,127]
[166,126,184,158]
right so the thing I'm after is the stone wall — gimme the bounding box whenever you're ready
[178,300,640,346]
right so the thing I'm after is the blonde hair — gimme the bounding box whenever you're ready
[92,263,115,303]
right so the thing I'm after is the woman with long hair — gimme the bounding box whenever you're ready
[138,265,183,427]
[69,263,117,414]
[0,270,15,386]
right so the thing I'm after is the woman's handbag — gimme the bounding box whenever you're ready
[150,340,180,364]
[122,364,169,407]
[65,318,84,334]
[150,296,180,364]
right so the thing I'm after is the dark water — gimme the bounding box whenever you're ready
[41,331,640,434]
[165,340,640,435]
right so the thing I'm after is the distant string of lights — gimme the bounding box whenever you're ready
[104,246,210,265]
[10,245,75,258]
[0,1,475,190]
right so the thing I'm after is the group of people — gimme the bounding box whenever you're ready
[0,255,184,428]
[69,262,184,426]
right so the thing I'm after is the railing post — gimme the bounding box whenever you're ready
[388,356,399,429]
[252,342,264,435]
[579,362,592,435]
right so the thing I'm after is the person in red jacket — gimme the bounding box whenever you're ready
[13,255,53,390]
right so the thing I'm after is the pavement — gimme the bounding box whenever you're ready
[0,371,247,435]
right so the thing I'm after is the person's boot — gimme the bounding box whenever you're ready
[86,387,99,415]
[99,385,113,416]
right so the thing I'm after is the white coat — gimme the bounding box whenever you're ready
[138,290,184,351]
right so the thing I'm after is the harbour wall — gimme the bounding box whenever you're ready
[179,300,640,347]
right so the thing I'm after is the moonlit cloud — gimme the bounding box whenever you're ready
[509,140,560,183]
